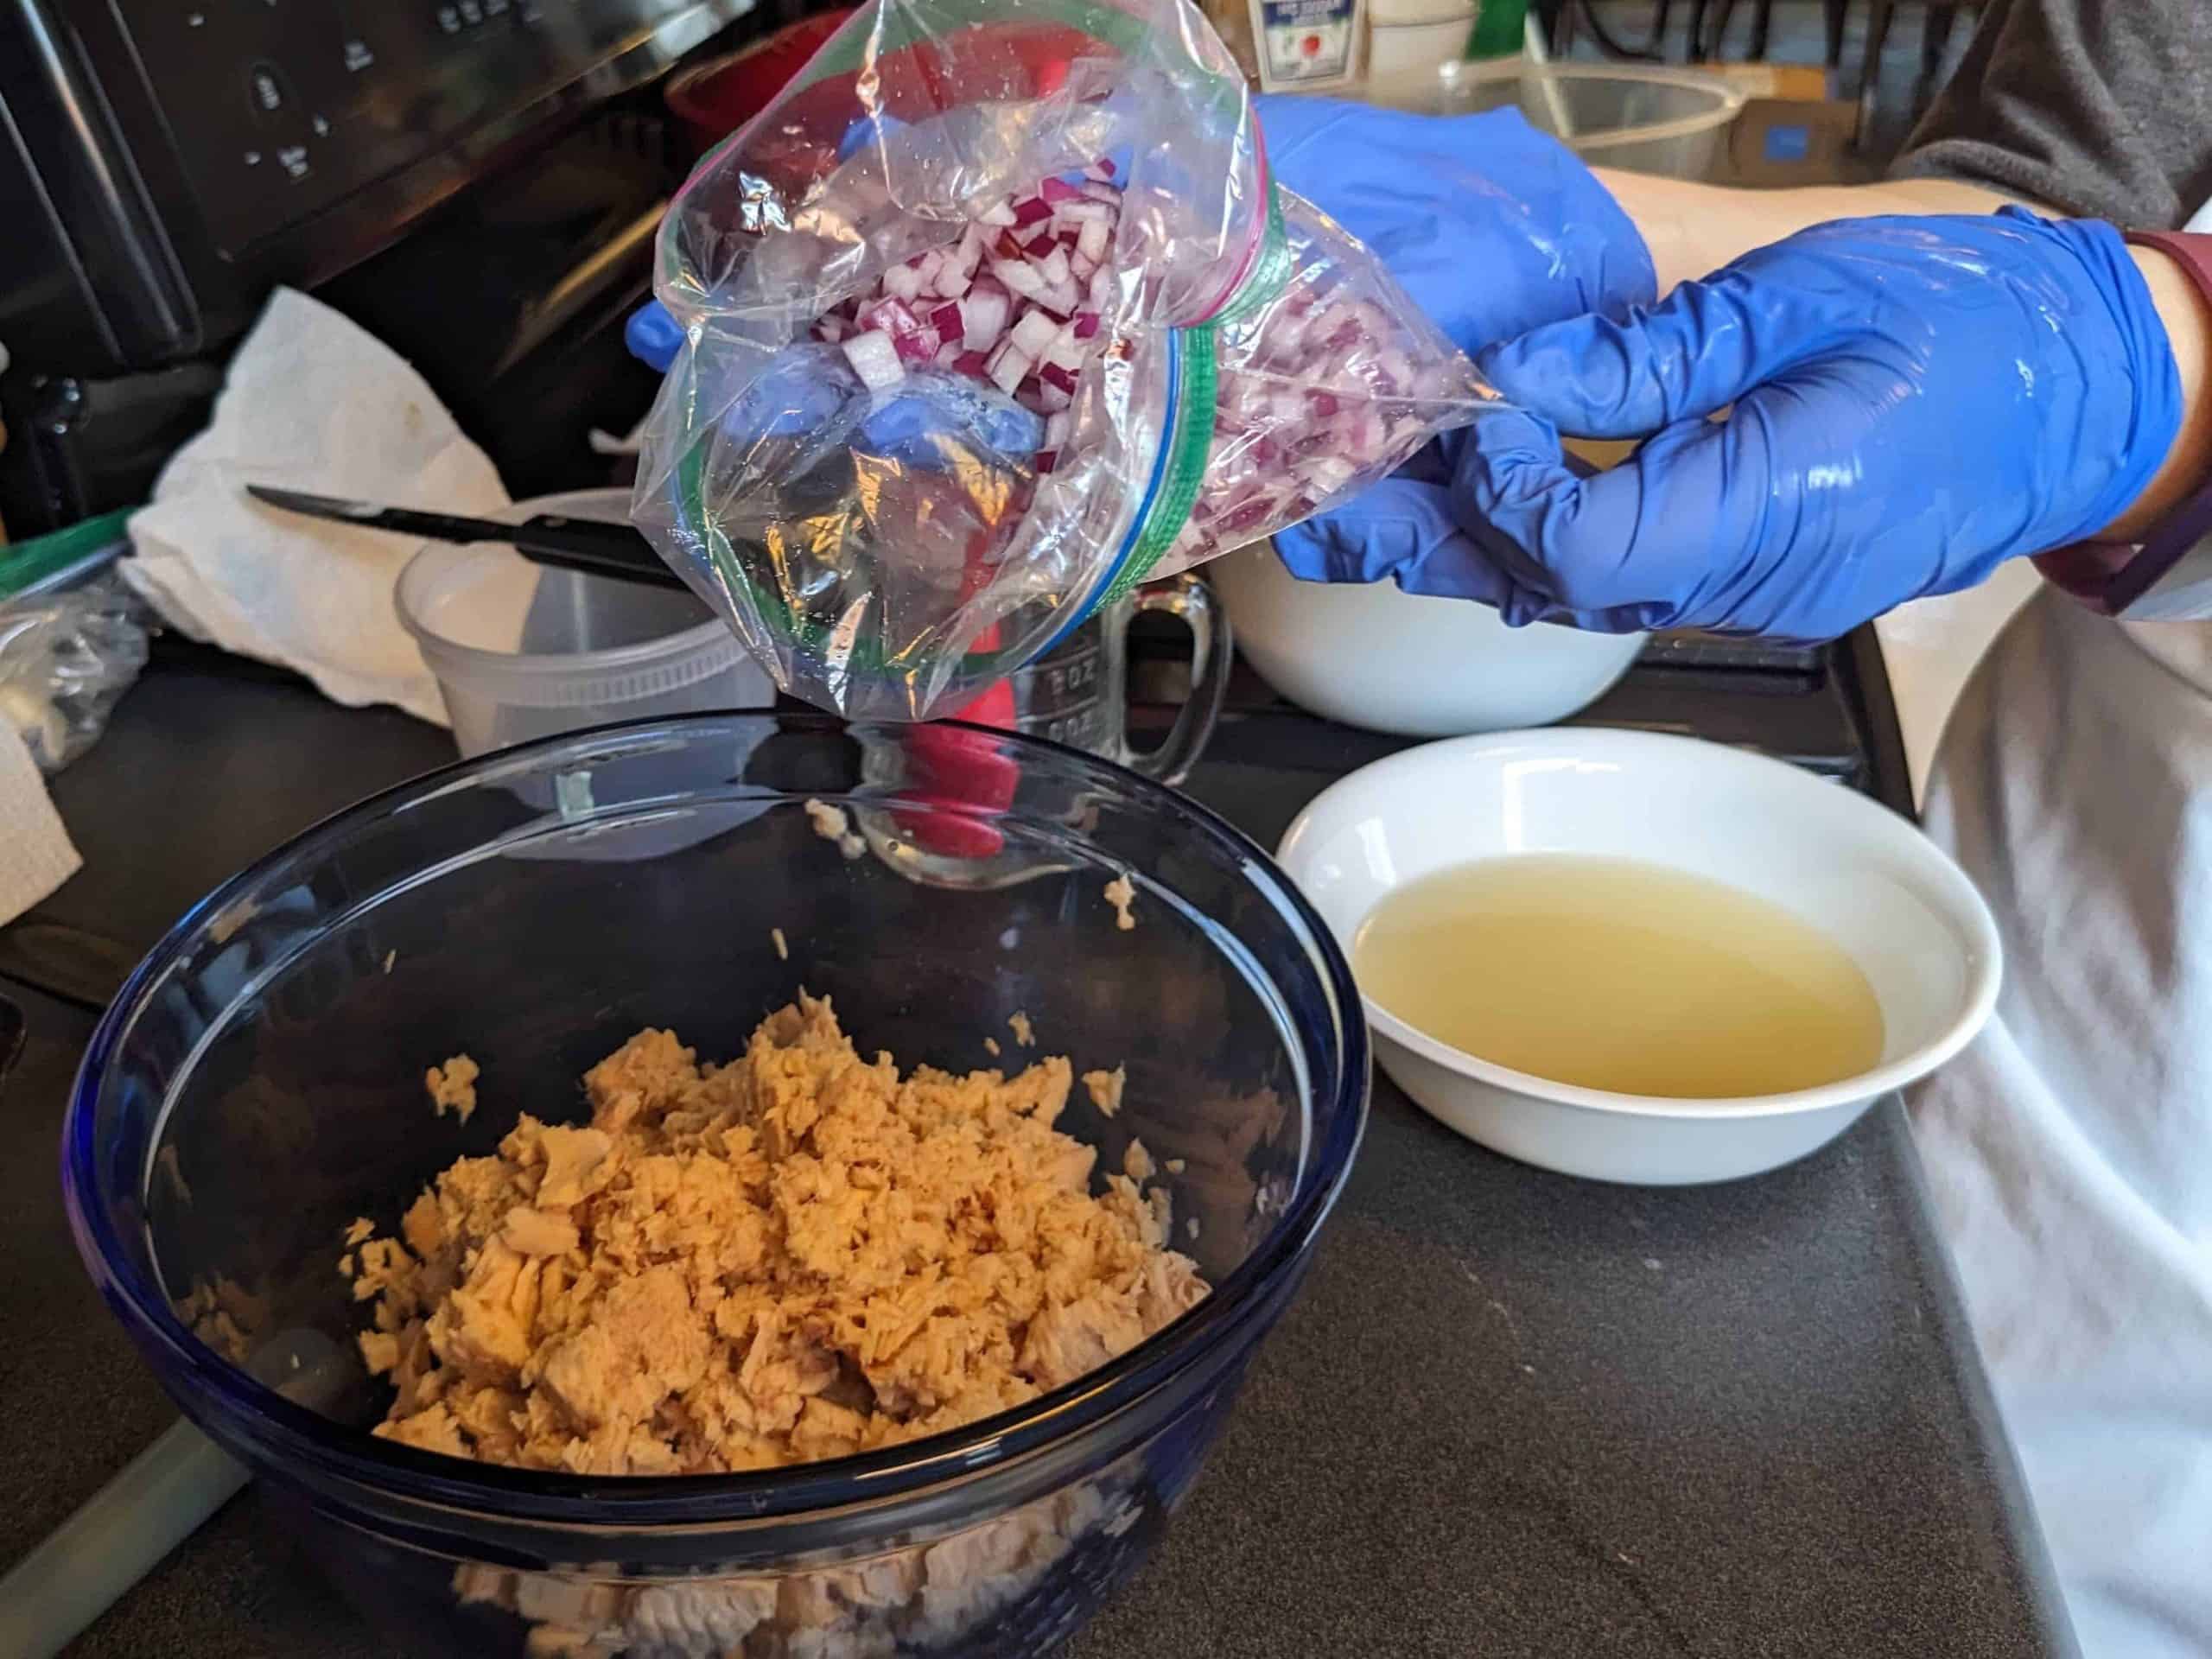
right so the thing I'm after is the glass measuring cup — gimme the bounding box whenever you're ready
[976,573,1228,783]
[857,573,1230,887]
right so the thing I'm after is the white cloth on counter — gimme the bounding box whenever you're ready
[0,718,79,927]
[1913,591,2212,1659]
[1872,563,2042,806]
[124,286,510,726]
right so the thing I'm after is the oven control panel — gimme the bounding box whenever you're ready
[113,0,737,257]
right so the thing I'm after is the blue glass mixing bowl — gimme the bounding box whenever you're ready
[61,714,1366,1656]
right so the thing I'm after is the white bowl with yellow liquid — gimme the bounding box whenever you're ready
[1276,729,2002,1185]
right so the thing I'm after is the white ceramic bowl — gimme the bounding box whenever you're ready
[1276,729,2002,1184]
[1211,542,1646,736]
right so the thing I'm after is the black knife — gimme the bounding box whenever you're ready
[245,485,688,591]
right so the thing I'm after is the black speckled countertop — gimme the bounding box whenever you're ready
[1,639,2076,1657]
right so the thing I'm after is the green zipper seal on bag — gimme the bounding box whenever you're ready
[1093,325,1217,613]
[1203,180,1294,331]
[1084,175,1294,605]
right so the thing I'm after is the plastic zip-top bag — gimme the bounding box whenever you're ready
[632,0,1498,720]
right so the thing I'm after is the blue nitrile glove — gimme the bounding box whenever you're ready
[629,330,1041,464]
[1258,99,1656,599]
[627,300,683,373]
[1254,98,1656,361]
[1281,208,2184,637]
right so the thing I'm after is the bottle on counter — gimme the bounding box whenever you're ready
[1463,0,1528,60]
[1214,0,1368,92]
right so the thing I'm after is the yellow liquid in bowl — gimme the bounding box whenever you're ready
[1352,855,1885,1099]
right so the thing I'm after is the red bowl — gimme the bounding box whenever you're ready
[663,9,858,155]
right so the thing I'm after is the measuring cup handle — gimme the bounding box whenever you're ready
[1126,573,1231,787]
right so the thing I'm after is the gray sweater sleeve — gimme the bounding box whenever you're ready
[1891,0,2212,230]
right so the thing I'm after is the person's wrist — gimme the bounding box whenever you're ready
[2038,232,2212,613]
[2090,240,2212,542]
[1589,169,1693,298]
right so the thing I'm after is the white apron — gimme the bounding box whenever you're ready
[1912,589,2212,1656]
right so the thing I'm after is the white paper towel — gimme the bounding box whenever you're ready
[124,287,510,725]
[0,718,80,927]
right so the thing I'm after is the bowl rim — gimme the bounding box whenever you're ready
[62,711,1370,1525]
[1275,727,2003,1122]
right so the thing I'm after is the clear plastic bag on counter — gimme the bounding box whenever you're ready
[0,572,151,773]
[632,0,1497,720]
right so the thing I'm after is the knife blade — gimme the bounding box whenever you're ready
[245,485,687,591]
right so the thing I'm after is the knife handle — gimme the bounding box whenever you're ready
[505,517,690,591]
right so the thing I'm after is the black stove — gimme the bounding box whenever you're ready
[1132,625,1913,817]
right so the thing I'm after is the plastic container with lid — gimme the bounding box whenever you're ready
[394,487,772,760]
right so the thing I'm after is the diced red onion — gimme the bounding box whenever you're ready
[1219,493,1281,534]
[842,330,904,391]
[1296,455,1357,497]
[805,159,1461,574]
[986,342,1031,394]
[960,281,1013,345]
[1009,308,1061,358]
[1337,408,1389,463]
[958,283,1010,348]
[859,298,920,339]
[994,259,1049,300]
